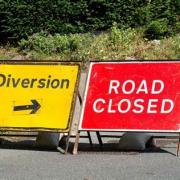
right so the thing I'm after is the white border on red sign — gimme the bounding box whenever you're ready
[78,61,180,132]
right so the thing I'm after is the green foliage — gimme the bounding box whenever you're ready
[84,0,150,30]
[143,0,180,39]
[109,25,137,48]
[19,32,92,55]
[1,28,179,61]
[144,18,169,39]
[18,26,180,61]
[0,0,179,42]
[0,0,87,41]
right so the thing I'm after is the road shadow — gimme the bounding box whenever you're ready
[0,138,178,156]
[0,139,61,153]
[67,141,177,156]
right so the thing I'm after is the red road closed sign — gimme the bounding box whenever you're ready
[79,61,180,132]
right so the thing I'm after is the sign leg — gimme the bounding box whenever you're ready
[96,131,103,147]
[176,133,180,157]
[73,131,80,155]
[87,131,93,146]
[64,132,71,154]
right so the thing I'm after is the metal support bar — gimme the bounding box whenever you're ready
[73,131,80,155]
[64,132,71,154]
[176,133,180,157]
[87,131,93,146]
[96,131,103,147]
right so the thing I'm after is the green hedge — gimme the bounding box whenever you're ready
[0,0,179,42]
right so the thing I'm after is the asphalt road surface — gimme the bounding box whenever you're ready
[0,140,179,180]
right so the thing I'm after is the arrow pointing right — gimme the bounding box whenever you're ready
[13,99,41,114]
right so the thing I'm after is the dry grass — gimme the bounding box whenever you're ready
[0,29,179,61]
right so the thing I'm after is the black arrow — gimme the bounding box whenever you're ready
[13,100,41,114]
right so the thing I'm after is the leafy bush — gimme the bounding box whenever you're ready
[143,0,180,39]
[19,32,92,54]
[109,25,137,48]
[0,0,87,41]
[144,18,169,39]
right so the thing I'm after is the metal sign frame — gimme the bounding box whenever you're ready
[0,60,81,133]
[72,60,180,155]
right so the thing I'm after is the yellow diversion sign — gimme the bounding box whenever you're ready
[0,62,80,132]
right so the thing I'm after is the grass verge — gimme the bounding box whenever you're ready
[0,27,179,61]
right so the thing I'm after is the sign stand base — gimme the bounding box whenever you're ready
[72,131,104,154]
[73,131,180,156]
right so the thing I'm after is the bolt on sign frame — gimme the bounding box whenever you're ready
[73,60,180,155]
[0,61,80,153]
